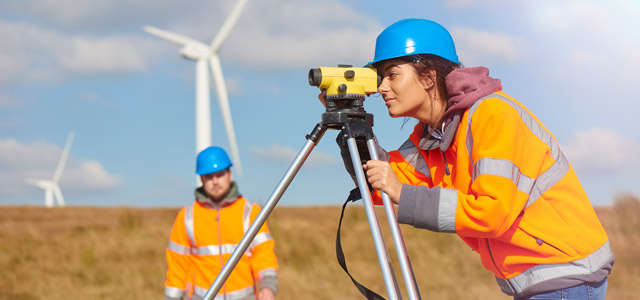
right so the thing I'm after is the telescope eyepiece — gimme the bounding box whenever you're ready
[308,68,322,87]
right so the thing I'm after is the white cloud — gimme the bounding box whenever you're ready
[58,35,150,73]
[251,143,338,167]
[562,128,640,175]
[530,1,612,36]
[566,50,608,68]
[0,0,382,85]
[0,137,123,199]
[0,19,156,84]
[221,0,381,69]
[445,0,478,9]
[449,26,523,66]
[529,0,639,67]
[138,0,381,70]
[64,160,123,190]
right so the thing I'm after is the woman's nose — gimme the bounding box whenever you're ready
[378,78,389,93]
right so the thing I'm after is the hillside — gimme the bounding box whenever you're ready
[1,196,638,299]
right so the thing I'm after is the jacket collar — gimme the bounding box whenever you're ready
[194,181,242,209]
[418,66,502,152]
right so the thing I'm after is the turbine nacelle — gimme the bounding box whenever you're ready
[180,43,214,61]
[25,179,54,190]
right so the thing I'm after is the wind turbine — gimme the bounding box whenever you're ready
[26,131,74,207]
[144,0,247,177]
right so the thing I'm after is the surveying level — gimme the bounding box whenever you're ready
[309,65,378,129]
[203,65,422,300]
[308,65,379,98]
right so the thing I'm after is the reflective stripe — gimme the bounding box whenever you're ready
[185,205,196,247]
[258,268,277,280]
[526,153,569,208]
[438,188,458,233]
[473,157,535,195]
[243,200,252,234]
[167,241,191,255]
[496,241,614,296]
[250,232,273,250]
[189,234,272,256]
[466,93,570,209]
[192,244,237,256]
[398,138,431,178]
[193,284,255,300]
[165,286,186,298]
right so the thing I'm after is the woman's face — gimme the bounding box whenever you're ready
[376,59,443,125]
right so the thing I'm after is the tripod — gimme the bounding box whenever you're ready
[202,95,421,300]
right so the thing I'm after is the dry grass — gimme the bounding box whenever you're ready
[1,196,638,300]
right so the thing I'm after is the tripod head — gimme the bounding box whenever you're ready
[308,65,379,129]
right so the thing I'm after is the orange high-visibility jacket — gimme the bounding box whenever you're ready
[378,92,614,297]
[165,187,278,300]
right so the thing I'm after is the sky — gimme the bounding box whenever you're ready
[1,0,639,208]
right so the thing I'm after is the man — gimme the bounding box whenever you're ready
[165,146,278,300]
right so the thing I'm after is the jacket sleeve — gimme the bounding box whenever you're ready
[248,203,279,294]
[398,98,550,238]
[165,207,192,299]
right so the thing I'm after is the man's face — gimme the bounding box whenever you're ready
[201,169,233,201]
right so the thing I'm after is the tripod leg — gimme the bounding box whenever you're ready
[367,139,422,300]
[346,137,402,300]
[202,123,327,300]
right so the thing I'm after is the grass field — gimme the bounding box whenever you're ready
[1,194,638,299]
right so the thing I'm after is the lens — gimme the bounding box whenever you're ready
[308,68,322,86]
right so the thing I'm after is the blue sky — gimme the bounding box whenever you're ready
[1,0,639,208]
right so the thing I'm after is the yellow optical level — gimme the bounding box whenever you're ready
[308,65,379,97]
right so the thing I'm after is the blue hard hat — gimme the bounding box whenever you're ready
[366,18,459,67]
[196,146,232,175]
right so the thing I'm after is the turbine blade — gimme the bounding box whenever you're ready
[53,184,65,207]
[25,178,42,186]
[210,0,249,51]
[53,131,74,183]
[209,55,242,176]
[144,26,201,47]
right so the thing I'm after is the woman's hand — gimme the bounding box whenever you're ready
[317,89,327,107]
[258,288,275,300]
[363,160,402,203]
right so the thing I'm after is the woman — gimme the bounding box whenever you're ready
[323,18,614,300]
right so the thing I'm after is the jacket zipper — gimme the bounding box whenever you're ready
[216,208,226,298]
[486,239,515,292]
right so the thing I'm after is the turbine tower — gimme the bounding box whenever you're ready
[26,131,74,207]
[144,0,247,177]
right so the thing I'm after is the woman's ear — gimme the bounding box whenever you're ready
[421,69,437,90]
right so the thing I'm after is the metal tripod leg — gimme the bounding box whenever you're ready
[202,123,327,300]
[366,139,422,300]
[346,137,402,300]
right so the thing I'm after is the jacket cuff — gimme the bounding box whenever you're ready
[259,274,278,294]
[397,185,441,231]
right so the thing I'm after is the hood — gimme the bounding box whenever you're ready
[195,181,242,209]
[434,66,502,151]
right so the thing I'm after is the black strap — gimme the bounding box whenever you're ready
[336,188,386,300]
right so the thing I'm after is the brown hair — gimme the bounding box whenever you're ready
[394,54,461,140]
[407,54,460,103]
